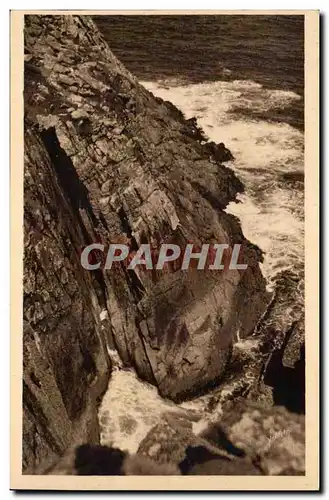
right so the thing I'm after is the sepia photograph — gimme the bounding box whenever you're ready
[10,10,319,490]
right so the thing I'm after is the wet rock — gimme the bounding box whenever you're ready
[189,270,305,415]
[138,418,198,465]
[204,141,235,163]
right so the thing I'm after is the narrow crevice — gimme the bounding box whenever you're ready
[115,206,146,301]
[40,127,98,225]
[117,206,138,251]
[40,126,109,308]
[120,262,145,302]
[133,317,157,385]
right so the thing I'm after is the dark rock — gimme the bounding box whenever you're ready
[23,125,110,473]
[179,445,260,475]
[204,141,235,163]
[280,171,304,184]
[192,270,305,414]
[257,272,305,412]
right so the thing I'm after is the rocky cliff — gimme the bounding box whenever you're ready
[23,14,270,473]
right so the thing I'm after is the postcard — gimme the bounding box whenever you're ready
[10,10,319,490]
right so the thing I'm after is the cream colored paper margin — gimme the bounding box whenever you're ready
[10,10,319,491]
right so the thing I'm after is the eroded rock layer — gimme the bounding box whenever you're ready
[23,14,269,472]
[23,124,110,472]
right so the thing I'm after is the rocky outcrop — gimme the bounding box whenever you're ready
[136,402,304,475]
[137,415,260,475]
[23,124,111,473]
[188,271,305,416]
[24,14,269,472]
[134,270,305,476]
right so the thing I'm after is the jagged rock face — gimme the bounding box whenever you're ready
[136,272,305,476]
[23,126,110,472]
[24,12,268,434]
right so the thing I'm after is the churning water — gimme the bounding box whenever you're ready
[142,78,304,286]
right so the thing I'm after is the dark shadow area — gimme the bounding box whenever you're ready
[75,444,126,475]
[178,445,261,476]
[178,445,228,474]
[264,343,305,414]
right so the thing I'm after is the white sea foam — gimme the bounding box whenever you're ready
[142,79,304,285]
[98,365,219,452]
[98,368,180,453]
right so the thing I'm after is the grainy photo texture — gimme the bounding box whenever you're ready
[12,11,319,490]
